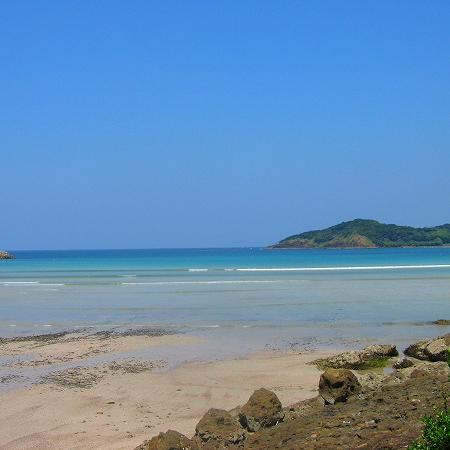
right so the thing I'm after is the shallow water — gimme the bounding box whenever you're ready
[1,247,450,355]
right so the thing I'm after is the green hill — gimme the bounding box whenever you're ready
[267,219,450,249]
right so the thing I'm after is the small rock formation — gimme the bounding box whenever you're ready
[312,344,398,370]
[0,251,13,259]
[238,388,284,432]
[195,408,245,445]
[318,368,362,405]
[146,429,196,450]
[433,319,450,325]
[393,358,415,369]
[404,333,450,362]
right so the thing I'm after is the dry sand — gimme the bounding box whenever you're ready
[0,330,338,450]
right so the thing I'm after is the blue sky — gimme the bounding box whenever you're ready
[2,1,449,250]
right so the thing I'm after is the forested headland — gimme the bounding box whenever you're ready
[267,219,450,249]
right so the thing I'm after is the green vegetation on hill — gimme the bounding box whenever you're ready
[267,219,450,249]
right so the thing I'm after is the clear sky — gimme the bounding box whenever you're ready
[2,1,449,250]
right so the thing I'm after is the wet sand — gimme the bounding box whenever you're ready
[0,330,338,449]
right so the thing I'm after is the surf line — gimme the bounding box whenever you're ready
[236,264,450,271]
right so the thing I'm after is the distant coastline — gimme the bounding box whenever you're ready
[266,219,450,249]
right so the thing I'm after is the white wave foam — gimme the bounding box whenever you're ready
[194,324,256,329]
[236,264,450,272]
[188,269,208,272]
[120,280,303,286]
[1,282,64,287]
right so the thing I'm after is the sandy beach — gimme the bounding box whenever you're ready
[0,330,338,450]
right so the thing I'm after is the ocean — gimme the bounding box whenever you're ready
[1,247,450,358]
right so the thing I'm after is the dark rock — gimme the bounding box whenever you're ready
[313,344,398,370]
[195,408,245,444]
[393,358,415,369]
[145,430,197,450]
[404,333,450,362]
[433,319,450,325]
[0,251,13,259]
[319,368,362,405]
[238,388,284,432]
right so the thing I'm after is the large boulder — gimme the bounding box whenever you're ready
[238,388,284,432]
[0,251,13,259]
[146,430,197,450]
[319,369,362,405]
[313,344,398,370]
[195,408,245,444]
[404,334,450,362]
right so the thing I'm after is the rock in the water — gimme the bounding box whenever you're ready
[404,333,450,362]
[313,344,398,370]
[433,319,450,325]
[146,430,196,450]
[319,368,362,405]
[393,358,415,369]
[0,251,13,259]
[195,408,245,444]
[238,388,284,432]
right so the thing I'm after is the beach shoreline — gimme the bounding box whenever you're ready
[0,329,340,450]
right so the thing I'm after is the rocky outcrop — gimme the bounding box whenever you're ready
[195,408,245,445]
[134,335,450,450]
[433,319,450,325]
[404,333,450,362]
[135,361,450,450]
[312,344,398,370]
[318,368,362,405]
[146,430,197,450]
[392,358,415,369]
[0,251,13,259]
[238,388,284,432]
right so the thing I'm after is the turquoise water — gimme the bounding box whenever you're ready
[1,247,450,354]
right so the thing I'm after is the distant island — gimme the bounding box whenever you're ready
[266,219,450,249]
[0,251,14,259]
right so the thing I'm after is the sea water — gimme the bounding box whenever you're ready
[1,247,450,357]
